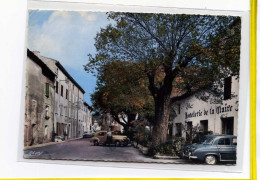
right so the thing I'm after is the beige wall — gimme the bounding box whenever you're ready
[24,56,55,146]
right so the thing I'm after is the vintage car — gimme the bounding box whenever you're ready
[82,131,94,138]
[182,135,237,165]
[90,131,130,146]
[54,136,65,142]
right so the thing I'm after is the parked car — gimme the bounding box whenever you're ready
[82,131,94,138]
[90,131,130,146]
[54,136,65,142]
[182,135,237,165]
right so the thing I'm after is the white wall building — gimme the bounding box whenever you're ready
[34,52,85,139]
[171,76,239,140]
[81,102,93,134]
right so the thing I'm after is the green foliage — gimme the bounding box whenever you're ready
[85,13,240,98]
[91,61,152,113]
[172,137,186,154]
[148,140,176,156]
[85,12,241,145]
[90,60,154,132]
[133,123,151,147]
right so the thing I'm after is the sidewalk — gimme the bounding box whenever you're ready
[23,137,82,150]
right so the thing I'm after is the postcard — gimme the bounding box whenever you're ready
[24,9,244,168]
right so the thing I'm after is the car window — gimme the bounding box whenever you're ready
[98,132,106,136]
[232,138,237,145]
[203,137,214,144]
[218,138,231,145]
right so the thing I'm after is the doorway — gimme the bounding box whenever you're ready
[186,121,192,142]
[222,117,234,135]
[200,120,208,133]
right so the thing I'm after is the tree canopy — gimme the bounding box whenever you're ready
[91,60,154,132]
[85,12,241,146]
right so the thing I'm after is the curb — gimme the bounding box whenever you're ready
[153,154,180,159]
[23,137,82,150]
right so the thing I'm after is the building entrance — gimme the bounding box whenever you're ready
[186,121,192,142]
[200,120,208,133]
[221,117,234,135]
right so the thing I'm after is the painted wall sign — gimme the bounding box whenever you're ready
[185,103,234,119]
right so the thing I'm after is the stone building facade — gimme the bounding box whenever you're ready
[171,76,239,141]
[24,49,56,146]
[33,52,85,139]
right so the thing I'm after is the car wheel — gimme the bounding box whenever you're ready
[205,155,217,165]
[93,140,99,146]
[115,141,120,147]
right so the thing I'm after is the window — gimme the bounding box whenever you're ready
[45,83,49,97]
[45,105,50,119]
[56,81,59,93]
[175,123,182,137]
[60,105,63,116]
[66,89,68,99]
[218,138,231,145]
[44,125,48,136]
[61,85,63,97]
[224,76,232,100]
[177,104,181,114]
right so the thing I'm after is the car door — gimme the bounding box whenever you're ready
[217,137,235,161]
[98,132,107,143]
[231,137,237,160]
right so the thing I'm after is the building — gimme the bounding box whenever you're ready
[81,102,93,134]
[100,112,124,133]
[33,52,85,139]
[171,76,239,141]
[24,49,56,146]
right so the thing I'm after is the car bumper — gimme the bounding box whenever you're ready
[182,152,198,159]
[189,155,198,159]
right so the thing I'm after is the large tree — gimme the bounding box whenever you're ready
[85,13,241,146]
[91,60,154,135]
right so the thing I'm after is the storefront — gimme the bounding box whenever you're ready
[171,76,239,140]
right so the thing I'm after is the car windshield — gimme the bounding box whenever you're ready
[202,137,214,144]
[197,136,208,144]
[196,135,213,144]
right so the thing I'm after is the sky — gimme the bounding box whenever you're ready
[27,10,111,105]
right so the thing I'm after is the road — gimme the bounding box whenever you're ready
[23,139,235,165]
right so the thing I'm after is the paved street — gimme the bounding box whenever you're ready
[24,139,235,165]
[24,138,184,163]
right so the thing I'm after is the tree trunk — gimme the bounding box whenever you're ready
[147,63,175,147]
[151,91,172,147]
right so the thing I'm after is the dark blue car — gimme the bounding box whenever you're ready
[182,135,237,165]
